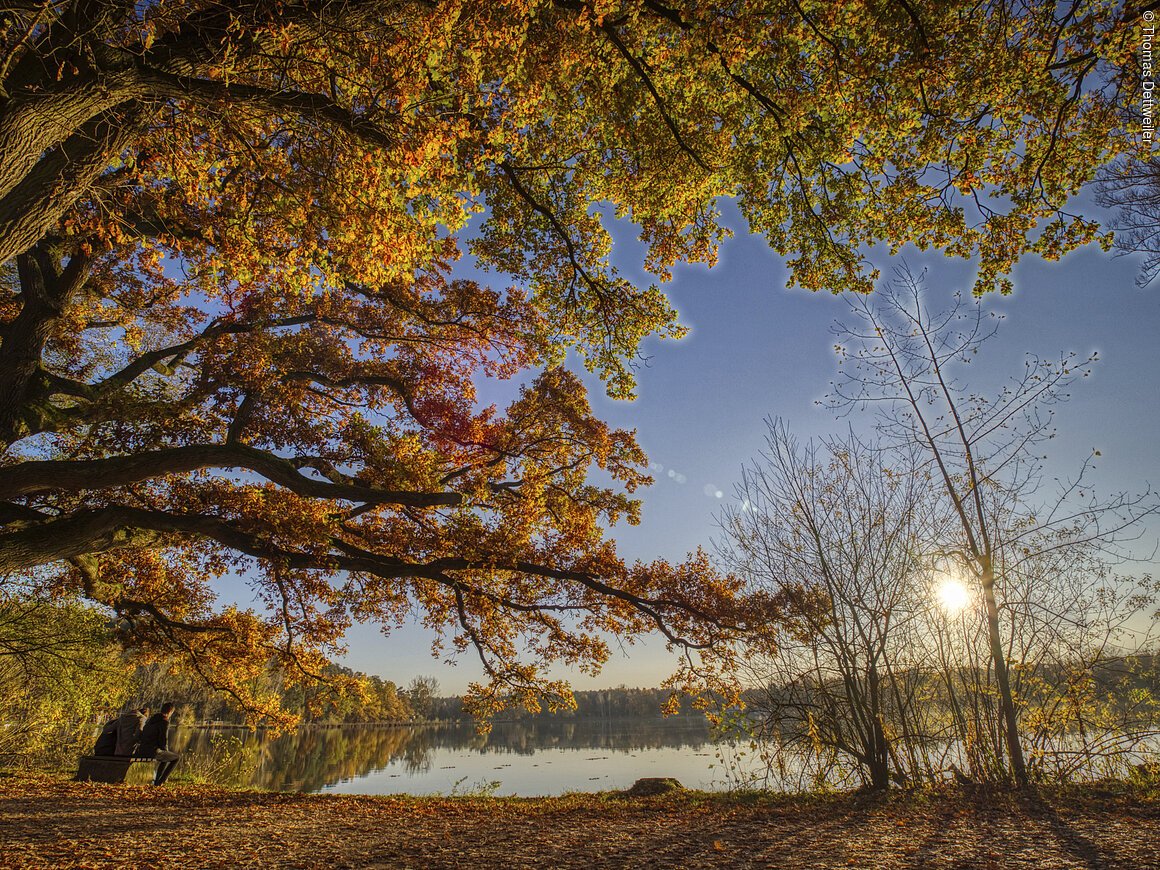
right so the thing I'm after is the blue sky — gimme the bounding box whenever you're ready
[338,200,1160,694]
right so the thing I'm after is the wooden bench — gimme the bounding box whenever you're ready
[75,755,154,784]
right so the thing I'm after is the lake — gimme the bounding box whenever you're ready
[125,719,1157,795]
[153,717,739,796]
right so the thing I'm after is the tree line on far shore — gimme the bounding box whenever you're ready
[427,686,704,722]
[0,592,429,768]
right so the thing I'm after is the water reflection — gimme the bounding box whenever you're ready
[166,717,719,796]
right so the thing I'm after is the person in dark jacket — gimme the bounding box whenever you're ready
[114,706,148,756]
[93,716,119,755]
[138,702,180,786]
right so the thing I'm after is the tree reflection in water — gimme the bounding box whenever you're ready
[171,717,714,794]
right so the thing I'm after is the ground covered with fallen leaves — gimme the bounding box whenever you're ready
[2,772,1157,869]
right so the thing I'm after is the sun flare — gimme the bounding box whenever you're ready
[936,578,972,614]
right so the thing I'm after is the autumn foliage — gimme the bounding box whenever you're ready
[0,1,1144,720]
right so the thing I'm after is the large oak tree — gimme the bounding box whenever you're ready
[0,0,1145,718]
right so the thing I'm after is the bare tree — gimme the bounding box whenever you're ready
[1096,156,1160,287]
[827,266,1159,786]
[718,423,935,790]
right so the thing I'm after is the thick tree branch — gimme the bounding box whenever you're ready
[136,67,397,149]
[0,110,142,265]
[0,505,727,652]
[0,443,463,507]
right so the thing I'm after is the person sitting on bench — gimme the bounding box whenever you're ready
[114,706,148,757]
[93,715,119,756]
[138,702,180,786]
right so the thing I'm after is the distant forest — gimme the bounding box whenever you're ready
[428,687,704,722]
[153,673,705,726]
[142,663,703,727]
[135,660,423,727]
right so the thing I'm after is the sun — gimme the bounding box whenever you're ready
[936,577,972,614]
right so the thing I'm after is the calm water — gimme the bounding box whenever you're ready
[154,718,735,796]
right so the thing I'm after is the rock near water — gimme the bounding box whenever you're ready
[624,777,685,797]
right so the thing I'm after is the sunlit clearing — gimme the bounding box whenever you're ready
[936,578,972,614]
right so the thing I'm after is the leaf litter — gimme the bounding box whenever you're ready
[1,773,1156,869]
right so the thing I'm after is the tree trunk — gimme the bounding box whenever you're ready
[0,252,59,445]
[867,664,891,790]
[980,560,1028,786]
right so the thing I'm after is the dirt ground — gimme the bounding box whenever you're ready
[1,772,1157,869]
